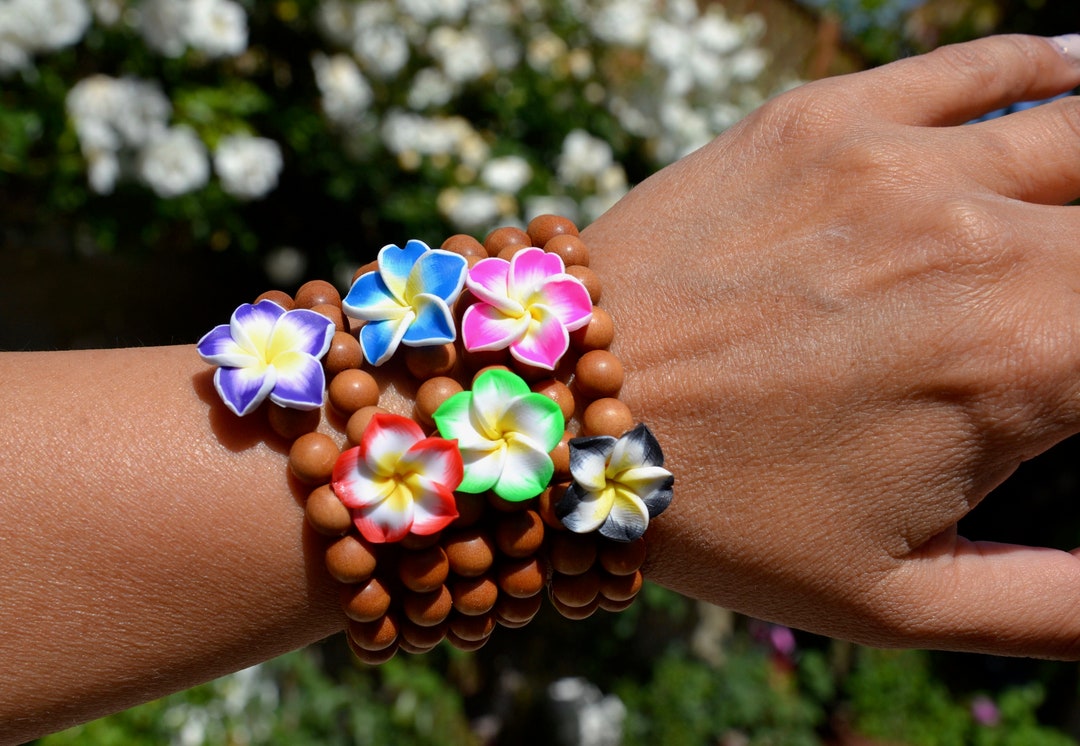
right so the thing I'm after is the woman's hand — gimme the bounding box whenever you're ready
[584,34,1080,657]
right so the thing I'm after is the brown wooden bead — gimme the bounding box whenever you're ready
[398,638,439,655]
[550,432,572,482]
[574,350,624,400]
[537,482,569,530]
[443,526,495,577]
[305,484,352,536]
[341,576,392,622]
[566,265,601,304]
[447,630,490,652]
[295,279,341,309]
[441,233,488,259]
[495,510,545,559]
[348,613,399,651]
[399,545,449,593]
[497,243,528,262]
[484,226,532,257]
[599,569,643,602]
[527,214,578,248]
[346,405,387,445]
[450,574,498,615]
[352,260,379,284]
[268,403,321,440]
[449,491,487,529]
[598,595,636,613]
[400,531,442,551]
[462,346,508,373]
[402,585,453,627]
[494,591,543,624]
[599,537,647,576]
[348,635,399,664]
[324,331,362,376]
[405,342,457,380]
[531,379,574,421]
[325,533,378,583]
[570,306,614,352]
[510,357,552,383]
[582,398,634,437]
[486,490,535,513]
[551,568,600,608]
[449,610,496,642]
[548,531,597,576]
[328,368,380,416]
[255,289,294,309]
[497,556,545,598]
[543,234,590,267]
[415,376,463,428]
[289,432,340,485]
[549,592,599,620]
[400,618,449,647]
[311,302,345,333]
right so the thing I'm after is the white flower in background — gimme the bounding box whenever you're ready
[481,156,532,194]
[350,3,409,78]
[136,0,189,56]
[557,130,614,188]
[214,134,283,200]
[525,30,567,74]
[186,0,247,57]
[406,67,454,110]
[67,75,170,151]
[429,26,492,84]
[439,187,502,231]
[138,125,210,198]
[397,0,469,25]
[730,47,767,82]
[86,149,120,194]
[0,0,90,73]
[525,196,578,225]
[587,0,651,47]
[312,52,373,124]
[90,0,123,25]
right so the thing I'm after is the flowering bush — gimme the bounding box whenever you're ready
[0,0,785,284]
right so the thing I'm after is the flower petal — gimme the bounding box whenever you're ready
[470,368,530,431]
[509,303,570,370]
[214,365,276,417]
[533,276,592,331]
[466,257,519,313]
[360,413,425,476]
[456,443,505,494]
[399,436,464,491]
[377,240,428,304]
[461,302,529,352]
[403,473,459,534]
[230,300,285,355]
[406,248,467,304]
[556,483,613,534]
[342,272,409,321]
[196,324,257,368]
[642,479,674,519]
[609,423,665,474]
[432,390,480,445]
[509,247,564,300]
[402,293,456,346]
[332,447,397,509]
[266,351,326,410]
[599,487,650,542]
[568,435,617,493]
[268,308,335,360]
[503,392,564,454]
[615,465,675,501]
[493,434,554,501]
[359,313,413,366]
[352,482,415,543]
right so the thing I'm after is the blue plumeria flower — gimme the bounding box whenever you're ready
[197,299,335,416]
[342,240,468,366]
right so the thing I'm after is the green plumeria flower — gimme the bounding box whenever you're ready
[432,368,564,502]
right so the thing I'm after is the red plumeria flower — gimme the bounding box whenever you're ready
[331,413,462,543]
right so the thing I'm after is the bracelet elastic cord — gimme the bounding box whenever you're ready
[196,215,674,663]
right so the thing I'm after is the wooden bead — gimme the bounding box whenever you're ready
[346,405,387,445]
[486,490,535,514]
[582,398,634,437]
[527,214,578,248]
[294,279,341,309]
[398,545,449,593]
[472,365,511,386]
[450,575,498,615]
[324,331,362,376]
[462,346,508,373]
[348,636,399,664]
[449,611,496,642]
[599,569,643,602]
[531,379,574,421]
[448,491,487,529]
[328,368,379,416]
[543,234,590,267]
[548,531,597,576]
[497,556,545,598]
[255,289,294,310]
[510,357,552,383]
[550,432,571,482]
[574,350,623,400]
[443,527,495,577]
[550,593,600,620]
[399,638,439,655]
[405,342,457,381]
[400,531,442,551]
[415,376,463,428]
[305,484,352,536]
[494,591,542,624]
[441,233,487,259]
[402,585,453,627]
[289,432,340,485]
[483,226,532,257]
[495,510,545,559]
[566,265,601,304]
[599,537,647,576]
[447,630,489,652]
[311,303,345,333]
[348,613,399,651]
[400,618,448,647]
[325,534,378,583]
[352,260,378,284]
[537,482,569,530]
[570,306,614,352]
[268,404,321,440]
[550,568,600,608]
[497,243,527,261]
[598,595,636,613]
[340,576,392,622]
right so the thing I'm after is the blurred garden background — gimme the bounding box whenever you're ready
[4,0,1080,743]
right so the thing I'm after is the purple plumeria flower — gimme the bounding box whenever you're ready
[197,299,335,416]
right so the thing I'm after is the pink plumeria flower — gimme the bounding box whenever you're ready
[462,247,592,370]
[331,413,462,543]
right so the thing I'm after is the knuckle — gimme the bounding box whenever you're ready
[748,82,855,149]
[926,35,1043,105]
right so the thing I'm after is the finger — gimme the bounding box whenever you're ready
[850,35,1080,127]
[889,538,1080,657]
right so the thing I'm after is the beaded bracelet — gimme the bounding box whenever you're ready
[196,215,674,663]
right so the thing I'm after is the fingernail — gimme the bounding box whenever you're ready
[1050,34,1080,63]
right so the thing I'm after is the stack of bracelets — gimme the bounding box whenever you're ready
[196,215,674,664]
